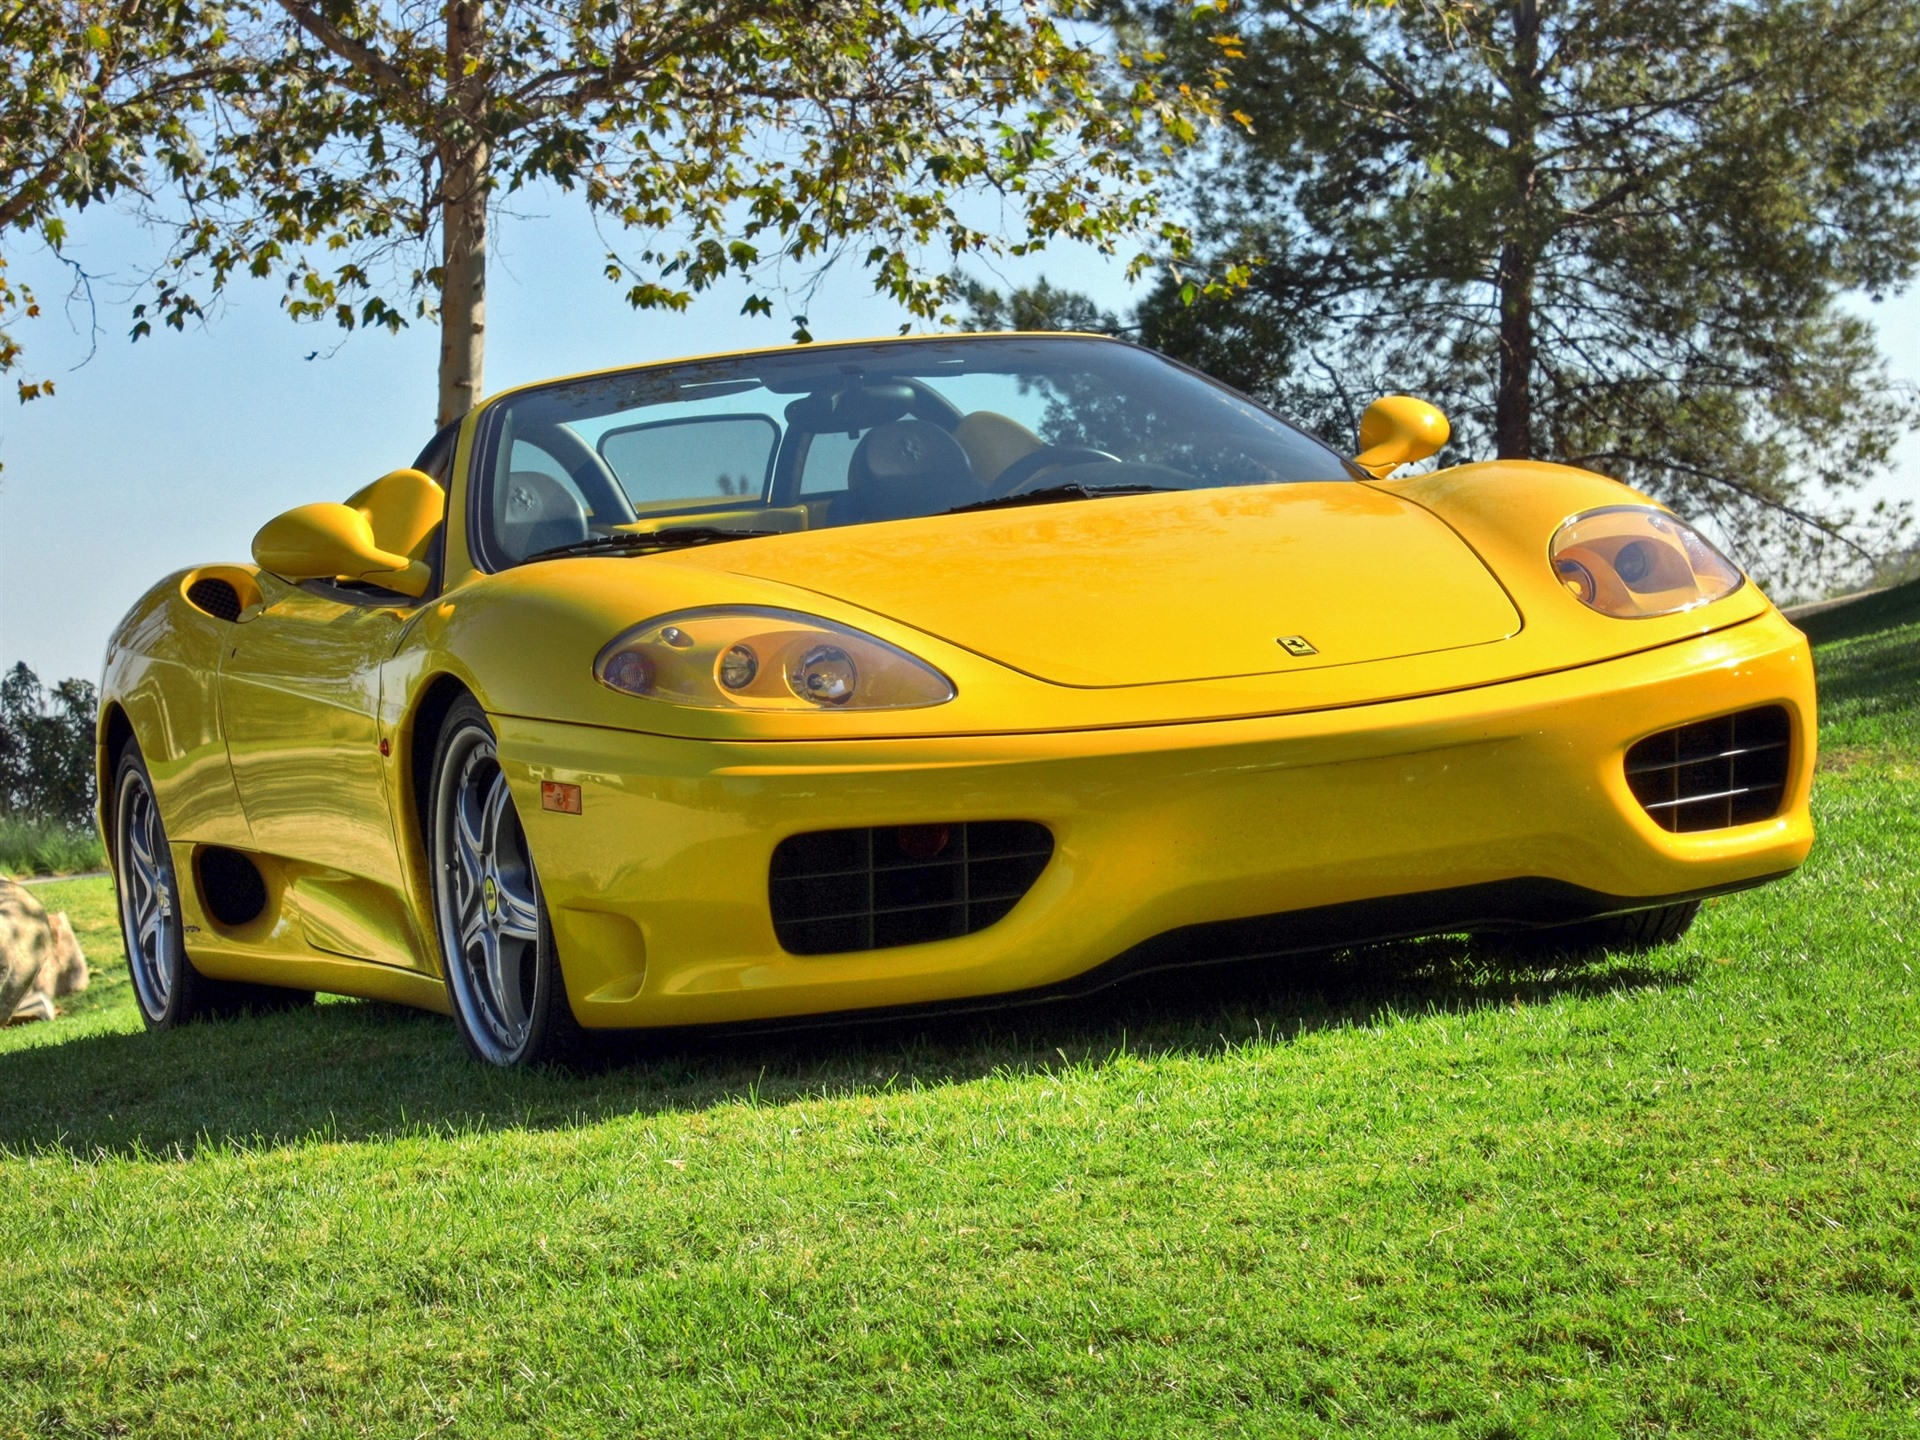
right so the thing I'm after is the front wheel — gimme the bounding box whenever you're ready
[429,696,588,1067]
[1507,901,1702,958]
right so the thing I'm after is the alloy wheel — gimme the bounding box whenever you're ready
[434,725,544,1062]
[117,765,179,1021]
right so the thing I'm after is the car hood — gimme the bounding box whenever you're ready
[677,483,1521,687]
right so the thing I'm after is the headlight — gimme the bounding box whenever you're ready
[595,607,956,710]
[1548,506,1744,618]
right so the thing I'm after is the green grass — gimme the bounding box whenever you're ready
[2,598,1916,1438]
[0,812,105,878]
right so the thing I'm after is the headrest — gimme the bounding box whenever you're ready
[849,419,974,490]
[497,470,589,560]
[786,384,917,435]
[950,412,1044,490]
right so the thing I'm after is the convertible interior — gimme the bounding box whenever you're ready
[484,368,1313,570]
[493,383,1102,561]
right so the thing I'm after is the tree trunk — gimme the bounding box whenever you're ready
[1494,0,1541,461]
[437,0,488,428]
[1494,238,1534,459]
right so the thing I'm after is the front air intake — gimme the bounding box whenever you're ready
[1625,705,1792,832]
[770,821,1054,955]
[186,577,243,622]
[196,846,268,926]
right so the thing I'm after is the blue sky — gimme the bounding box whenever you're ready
[3,194,1917,685]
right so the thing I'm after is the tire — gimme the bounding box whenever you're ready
[428,695,589,1067]
[1508,901,1702,957]
[113,747,316,1028]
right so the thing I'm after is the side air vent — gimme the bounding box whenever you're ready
[770,821,1054,955]
[1625,705,1791,833]
[187,577,243,622]
[197,846,269,926]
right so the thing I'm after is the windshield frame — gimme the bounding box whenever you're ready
[465,333,1364,575]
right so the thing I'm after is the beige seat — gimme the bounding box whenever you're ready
[950,411,1044,491]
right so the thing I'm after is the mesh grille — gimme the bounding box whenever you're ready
[186,577,243,622]
[1624,705,1792,833]
[770,821,1053,955]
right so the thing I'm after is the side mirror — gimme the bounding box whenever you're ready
[1354,396,1450,478]
[252,502,432,598]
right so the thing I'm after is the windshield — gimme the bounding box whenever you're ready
[471,335,1358,568]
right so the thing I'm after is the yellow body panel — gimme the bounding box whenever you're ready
[499,609,1812,1027]
[96,338,1818,1031]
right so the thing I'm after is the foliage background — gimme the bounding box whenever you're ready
[0,662,96,831]
[1101,0,1920,591]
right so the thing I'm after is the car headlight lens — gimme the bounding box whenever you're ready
[1548,506,1744,618]
[595,607,956,710]
[792,644,856,706]
[719,644,759,690]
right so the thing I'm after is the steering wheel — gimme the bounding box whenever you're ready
[989,445,1125,498]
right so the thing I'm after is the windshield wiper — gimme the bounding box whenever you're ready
[944,483,1173,516]
[522,526,782,563]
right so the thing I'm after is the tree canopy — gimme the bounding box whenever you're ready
[0,0,223,401]
[0,663,97,829]
[1114,0,1920,583]
[134,0,1235,426]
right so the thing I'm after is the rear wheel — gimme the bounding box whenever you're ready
[114,748,313,1027]
[429,696,588,1067]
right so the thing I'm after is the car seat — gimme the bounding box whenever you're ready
[833,419,978,525]
[497,470,590,560]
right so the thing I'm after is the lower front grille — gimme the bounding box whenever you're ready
[770,821,1054,955]
[1625,705,1792,832]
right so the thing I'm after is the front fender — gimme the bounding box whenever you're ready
[97,570,254,850]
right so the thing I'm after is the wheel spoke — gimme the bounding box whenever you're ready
[451,841,482,911]
[492,866,541,942]
[129,816,156,871]
[487,932,531,1036]
[459,893,491,952]
[143,806,166,877]
[456,779,488,866]
[482,772,513,860]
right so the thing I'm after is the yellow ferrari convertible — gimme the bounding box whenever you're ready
[97,334,1816,1065]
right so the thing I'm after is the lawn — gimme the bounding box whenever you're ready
[2,588,1915,1438]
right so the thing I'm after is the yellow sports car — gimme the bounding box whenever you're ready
[97,334,1816,1066]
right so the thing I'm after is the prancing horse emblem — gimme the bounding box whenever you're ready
[1276,635,1318,657]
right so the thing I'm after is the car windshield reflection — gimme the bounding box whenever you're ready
[473,334,1358,568]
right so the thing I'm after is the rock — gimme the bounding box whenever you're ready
[0,877,90,1025]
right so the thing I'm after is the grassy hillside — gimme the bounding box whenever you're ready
[2,592,1915,1438]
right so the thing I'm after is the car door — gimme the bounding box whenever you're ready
[218,578,421,966]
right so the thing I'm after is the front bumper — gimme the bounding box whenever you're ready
[495,611,1815,1029]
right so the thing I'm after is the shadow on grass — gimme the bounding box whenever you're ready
[0,935,1696,1160]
